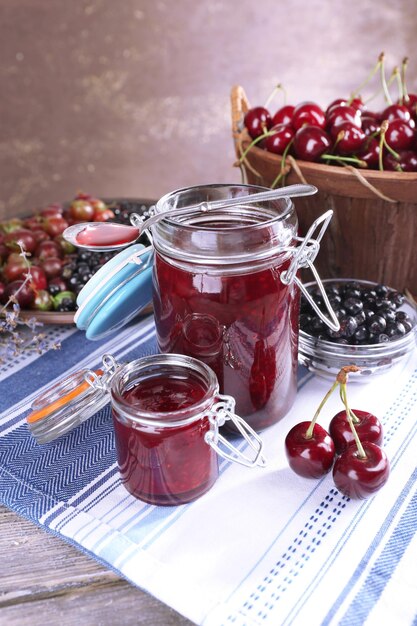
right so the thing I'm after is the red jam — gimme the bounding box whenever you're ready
[76,223,139,247]
[153,254,300,431]
[112,374,218,505]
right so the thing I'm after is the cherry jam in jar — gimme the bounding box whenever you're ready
[151,184,300,431]
[111,354,222,506]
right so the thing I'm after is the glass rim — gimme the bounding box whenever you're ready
[110,353,220,427]
[155,183,295,232]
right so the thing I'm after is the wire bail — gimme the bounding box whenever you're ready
[204,394,267,468]
[84,353,121,392]
[280,210,340,332]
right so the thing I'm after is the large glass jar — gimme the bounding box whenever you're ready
[151,184,301,431]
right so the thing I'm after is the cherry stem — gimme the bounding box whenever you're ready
[363,70,396,106]
[378,120,400,171]
[321,154,367,168]
[340,383,367,459]
[264,83,287,109]
[238,129,274,163]
[349,54,382,104]
[349,409,361,424]
[380,53,393,105]
[270,137,294,189]
[338,387,360,424]
[393,66,403,105]
[0,243,32,318]
[305,380,339,439]
[401,57,409,104]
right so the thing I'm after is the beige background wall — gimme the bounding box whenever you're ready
[1,0,417,218]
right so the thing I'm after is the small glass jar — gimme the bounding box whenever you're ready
[151,184,302,431]
[27,353,265,506]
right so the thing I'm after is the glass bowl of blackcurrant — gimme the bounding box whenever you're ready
[298,279,417,381]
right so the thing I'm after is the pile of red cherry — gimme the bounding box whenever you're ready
[285,366,389,499]
[243,55,417,172]
[0,193,117,312]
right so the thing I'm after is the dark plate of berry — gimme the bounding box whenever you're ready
[299,279,417,381]
[1,195,155,325]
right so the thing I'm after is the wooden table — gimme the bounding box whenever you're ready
[0,506,194,625]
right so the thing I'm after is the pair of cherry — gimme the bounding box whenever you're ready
[284,366,389,499]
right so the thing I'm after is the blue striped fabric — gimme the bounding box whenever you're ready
[1,316,416,626]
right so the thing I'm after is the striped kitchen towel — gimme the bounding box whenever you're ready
[1,314,417,626]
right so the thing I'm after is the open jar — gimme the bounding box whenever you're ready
[151,184,337,431]
[27,353,265,506]
[73,184,337,432]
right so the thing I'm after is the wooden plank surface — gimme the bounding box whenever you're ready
[0,506,194,626]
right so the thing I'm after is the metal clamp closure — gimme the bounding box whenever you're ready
[84,354,120,392]
[280,210,340,332]
[204,394,267,468]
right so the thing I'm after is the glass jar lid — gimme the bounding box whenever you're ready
[74,243,153,340]
[26,355,119,444]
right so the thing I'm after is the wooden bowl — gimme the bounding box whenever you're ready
[231,85,417,295]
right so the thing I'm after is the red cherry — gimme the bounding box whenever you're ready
[285,421,335,478]
[24,265,48,291]
[264,124,294,155]
[23,215,43,230]
[42,216,69,238]
[244,106,272,139]
[329,409,383,455]
[327,97,365,113]
[69,200,95,221]
[402,94,417,117]
[292,102,326,131]
[4,229,37,254]
[332,121,366,155]
[326,98,348,114]
[357,137,380,168]
[361,116,381,136]
[74,191,93,201]
[271,105,295,127]
[293,126,331,161]
[2,255,28,282]
[350,97,365,112]
[39,205,64,218]
[93,208,115,222]
[327,105,361,130]
[3,279,35,308]
[31,229,51,246]
[41,257,63,279]
[384,119,415,151]
[381,104,412,124]
[364,110,381,120]
[333,442,390,499]
[0,243,8,263]
[35,240,63,260]
[383,150,417,172]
